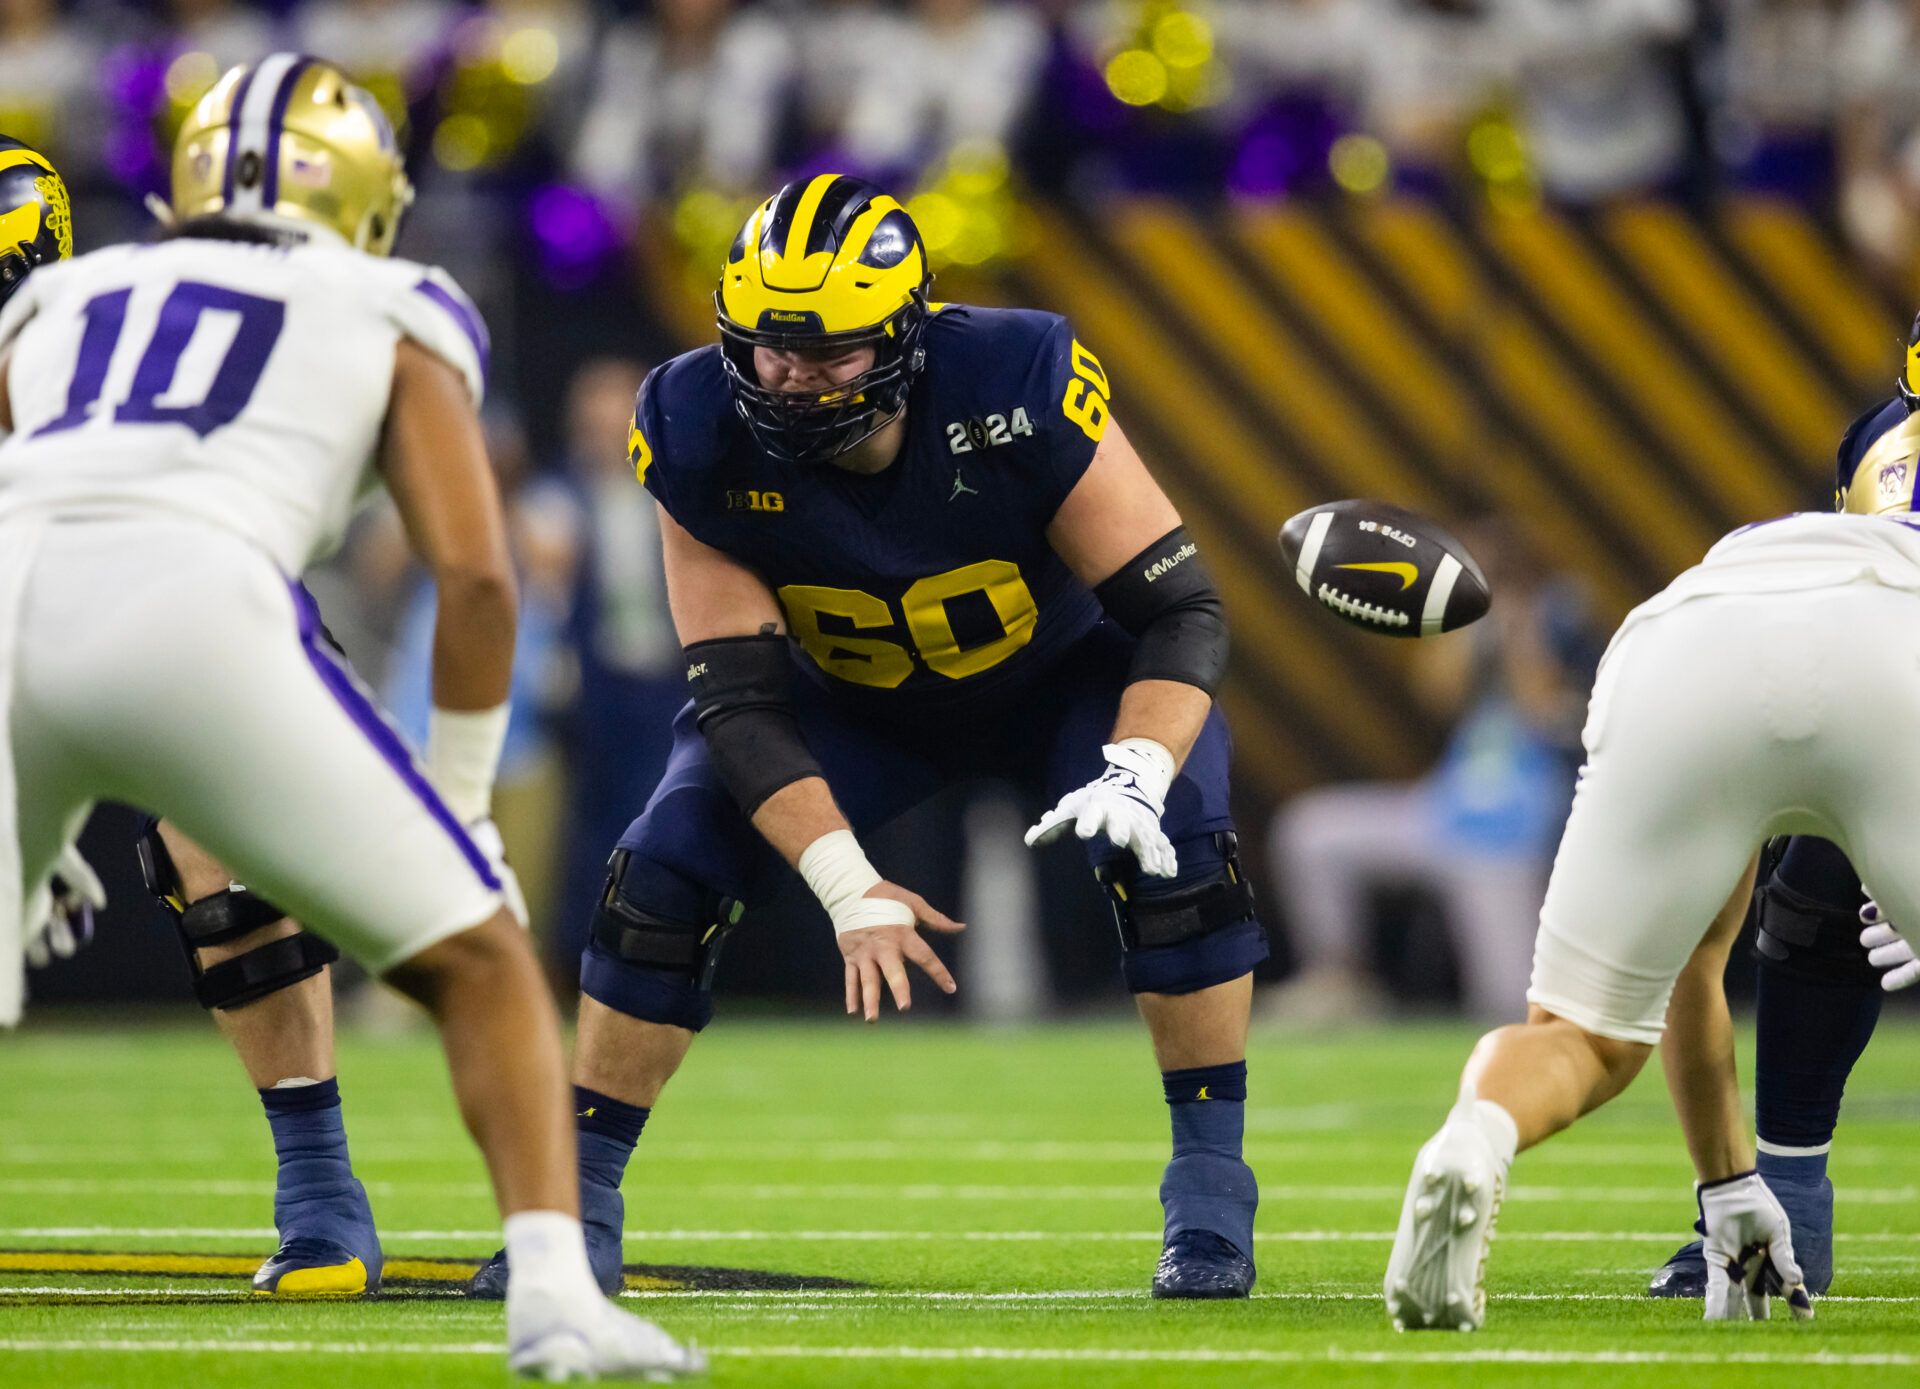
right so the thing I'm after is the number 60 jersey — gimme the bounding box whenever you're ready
[0,232,486,573]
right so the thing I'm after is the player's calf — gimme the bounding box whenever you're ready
[138,821,381,1296]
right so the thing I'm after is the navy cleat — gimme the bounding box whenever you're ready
[1152,1229,1255,1299]
[465,1247,510,1300]
[1648,1239,1706,1299]
[463,1217,624,1301]
[253,1235,378,1297]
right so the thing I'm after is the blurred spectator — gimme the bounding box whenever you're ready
[0,0,101,169]
[1497,0,1694,204]
[1711,0,1850,196]
[292,0,455,103]
[542,358,685,973]
[1346,0,1512,195]
[1266,523,1605,1023]
[841,0,1046,182]
[1834,0,1920,287]
[570,0,792,207]
[794,0,912,162]
[163,0,276,70]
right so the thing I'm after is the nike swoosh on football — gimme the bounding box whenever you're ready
[1332,561,1419,591]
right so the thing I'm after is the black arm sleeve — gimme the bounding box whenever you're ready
[1091,526,1229,696]
[683,634,823,815]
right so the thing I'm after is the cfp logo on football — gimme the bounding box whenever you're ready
[1357,519,1418,548]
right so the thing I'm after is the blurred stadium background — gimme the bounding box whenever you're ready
[12,0,1918,1025]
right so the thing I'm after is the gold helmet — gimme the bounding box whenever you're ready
[1841,411,1920,517]
[0,137,71,310]
[171,54,412,255]
[716,174,932,465]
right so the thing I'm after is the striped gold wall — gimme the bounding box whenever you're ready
[638,199,1902,807]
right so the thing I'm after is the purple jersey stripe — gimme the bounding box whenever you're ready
[259,55,314,207]
[289,581,502,893]
[220,65,260,203]
[412,277,490,382]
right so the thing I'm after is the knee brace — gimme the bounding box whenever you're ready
[1752,874,1878,989]
[137,821,338,1011]
[579,848,743,1033]
[1099,831,1268,996]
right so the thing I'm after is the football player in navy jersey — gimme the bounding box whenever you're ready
[1644,332,1920,1301]
[471,174,1268,1300]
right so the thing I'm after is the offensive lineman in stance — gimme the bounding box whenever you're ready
[473,174,1268,1299]
[1374,479,1920,1328]
[0,59,697,1377]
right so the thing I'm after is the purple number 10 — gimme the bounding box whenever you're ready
[34,280,285,440]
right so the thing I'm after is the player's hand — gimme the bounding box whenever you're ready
[1025,739,1178,879]
[1700,1171,1813,1323]
[466,818,529,927]
[1859,901,1920,992]
[837,882,962,1023]
[25,844,105,969]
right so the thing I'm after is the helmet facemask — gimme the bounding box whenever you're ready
[716,289,929,466]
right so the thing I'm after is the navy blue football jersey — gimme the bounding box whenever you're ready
[633,305,1114,714]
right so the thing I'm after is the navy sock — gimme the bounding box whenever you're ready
[1754,969,1880,1162]
[574,1085,649,1191]
[1162,1062,1249,1159]
[259,1078,364,1231]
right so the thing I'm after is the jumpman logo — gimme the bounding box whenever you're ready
[949,471,979,502]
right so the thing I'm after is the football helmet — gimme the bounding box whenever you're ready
[171,54,413,255]
[0,137,72,310]
[1841,410,1920,517]
[1902,311,1920,413]
[716,174,931,465]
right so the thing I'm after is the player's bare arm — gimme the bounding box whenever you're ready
[658,504,959,1022]
[1661,852,1764,1184]
[1030,417,1230,880]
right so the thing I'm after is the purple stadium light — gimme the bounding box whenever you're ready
[527,183,625,287]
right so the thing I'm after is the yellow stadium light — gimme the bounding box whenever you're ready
[500,27,559,85]
[906,191,962,253]
[1152,11,1213,70]
[432,113,490,171]
[1106,49,1169,107]
[1329,134,1390,195]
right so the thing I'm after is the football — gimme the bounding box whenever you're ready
[1278,499,1491,638]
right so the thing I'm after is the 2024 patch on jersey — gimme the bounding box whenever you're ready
[0,233,485,573]
[633,304,1115,713]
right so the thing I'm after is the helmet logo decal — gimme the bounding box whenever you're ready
[33,172,69,259]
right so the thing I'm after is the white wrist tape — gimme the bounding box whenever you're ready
[427,703,510,825]
[797,829,915,936]
[1106,737,1175,807]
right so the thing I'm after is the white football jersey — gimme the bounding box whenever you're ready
[0,233,486,573]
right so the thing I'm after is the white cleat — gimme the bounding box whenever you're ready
[509,1291,706,1382]
[1383,1120,1505,1333]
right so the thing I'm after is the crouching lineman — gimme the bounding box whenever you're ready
[471,175,1267,1300]
[1375,483,1920,1330]
[0,58,698,1377]
[1648,341,1920,1300]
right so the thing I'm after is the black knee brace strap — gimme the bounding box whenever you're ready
[136,820,338,1010]
[1753,876,1878,988]
[589,849,744,992]
[1098,831,1258,950]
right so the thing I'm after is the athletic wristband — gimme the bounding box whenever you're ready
[1106,738,1175,810]
[426,702,510,825]
[797,829,915,937]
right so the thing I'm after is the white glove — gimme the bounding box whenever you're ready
[1859,900,1920,992]
[1025,739,1179,879]
[467,818,529,928]
[25,844,106,969]
[1700,1170,1813,1322]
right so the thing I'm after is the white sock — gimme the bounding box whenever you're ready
[1448,1096,1519,1170]
[504,1210,599,1301]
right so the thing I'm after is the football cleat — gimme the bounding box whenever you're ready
[1384,1120,1505,1331]
[253,1237,375,1296]
[1151,1230,1255,1299]
[507,1288,705,1382]
[1647,1239,1706,1298]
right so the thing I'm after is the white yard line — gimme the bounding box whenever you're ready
[2,1339,1920,1366]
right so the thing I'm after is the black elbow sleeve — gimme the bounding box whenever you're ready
[1092,526,1229,696]
[684,635,822,814]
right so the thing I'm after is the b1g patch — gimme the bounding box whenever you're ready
[725,489,785,512]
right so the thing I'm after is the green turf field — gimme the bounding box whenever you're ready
[3,1015,1919,1386]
